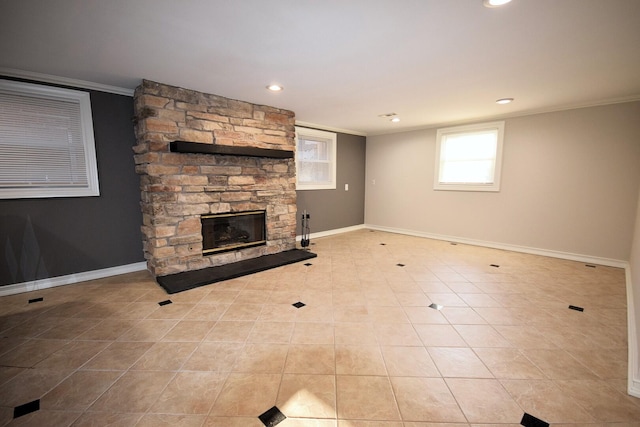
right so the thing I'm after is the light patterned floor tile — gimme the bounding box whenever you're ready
[0,230,637,425]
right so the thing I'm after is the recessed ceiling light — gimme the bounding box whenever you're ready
[390,117,400,123]
[483,0,512,7]
[266,84,283,92]
[496,97,514,104]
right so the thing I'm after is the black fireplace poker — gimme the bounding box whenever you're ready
[300,210,310,250]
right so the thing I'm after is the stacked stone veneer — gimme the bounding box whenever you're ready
[133,80,297,277]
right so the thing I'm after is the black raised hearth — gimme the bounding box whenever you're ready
[156,249,317,294]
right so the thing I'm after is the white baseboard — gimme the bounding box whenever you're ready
[2,224,361,296]
[630,381,640,399]
[365,224,628,268]
[296,224,366,242]
[627,267,640,398]
[0,262,148,297]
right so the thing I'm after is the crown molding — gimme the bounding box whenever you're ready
[0,67,135,96]
[368,94,640,136]
[295,120,367,137]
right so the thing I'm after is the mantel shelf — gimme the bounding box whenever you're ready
[170,141,294,159]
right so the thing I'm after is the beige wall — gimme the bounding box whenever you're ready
[365,101,640,262]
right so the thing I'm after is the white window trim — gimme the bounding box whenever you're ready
[0,79,99,199]
[295,126,337,191]
[434,121,505,192]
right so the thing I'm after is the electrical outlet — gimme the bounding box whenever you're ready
[344,184,349,191]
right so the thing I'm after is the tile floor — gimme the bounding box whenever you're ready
[1,229,639,426]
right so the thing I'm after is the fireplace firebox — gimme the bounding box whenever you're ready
[201,210,266,255]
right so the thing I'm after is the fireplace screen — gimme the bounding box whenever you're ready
[201,210,266,255]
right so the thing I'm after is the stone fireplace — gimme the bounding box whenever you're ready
[133,80,297,277]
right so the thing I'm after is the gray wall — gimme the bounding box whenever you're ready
[296,130,366,235]
[365,101,640,262]
[0,79,144,286]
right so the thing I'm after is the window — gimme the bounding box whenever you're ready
[295,127,337,190]
[0,79,99,199]
[434,121,505,192]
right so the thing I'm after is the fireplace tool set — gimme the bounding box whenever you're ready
[300,210,311,250]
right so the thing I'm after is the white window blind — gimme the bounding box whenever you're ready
[439,129,498,183]
[434,121,505,192]
[295,127,337,190]
[0,79,99,199]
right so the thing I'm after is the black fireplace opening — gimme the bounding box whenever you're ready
[201,210,266,255]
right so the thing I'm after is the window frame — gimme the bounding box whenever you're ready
[295,126,337,191]
[433,121,505,192]
[0,79,100,199]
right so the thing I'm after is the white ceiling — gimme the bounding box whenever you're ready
[1,0,639,135]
